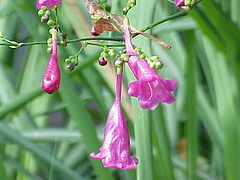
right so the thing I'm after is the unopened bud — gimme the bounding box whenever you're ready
[41,16,49,23]
[99,58,107,66]
[47,38,52,44]
[47,47,52,53]
[47,19,55,26]
[65,63,75,71]
[140,54,146,59]
[155,60,164,69]
[108,49,116,57]
[149,62,155,68]
[38,9,45,16]
[45,10,51,16]
[65,58,71,64]
[115,59,123,66]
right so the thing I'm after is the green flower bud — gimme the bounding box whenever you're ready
[47,47,52,53]
[47,38,52,44]
[91,15,101,21]
[155,60,164,69]
[65,63,75,72]
[140,54,146,59]
[41,6,47,11]
[45,10,51,16]
[115,59,123,66]
[38,9,45,16]
[47,19,55,26]
[65,58,71,64]
[149,62,155,68]
[108,49,116,57]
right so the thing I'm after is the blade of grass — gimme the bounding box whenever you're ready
[184,30,197,180]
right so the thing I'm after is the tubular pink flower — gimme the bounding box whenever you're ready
[124,28,176,110]
[175,0,185,7]
[36,0,62,9]
[90,73,138,169]
[41,29,60,94]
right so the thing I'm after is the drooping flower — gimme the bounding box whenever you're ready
[175,0,185,7]
[90,73,138,169]
[36,0,62,9]
[41,29,60,94]
[124,27,177,110]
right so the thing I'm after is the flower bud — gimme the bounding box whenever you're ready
[47,47,53,53]
[108,49,116,57]
[41,16,49,23]
[38,9,45,16]
[65,63,75,71]
[99,58,107,66]
[47,19,55,26]
[64,58,71,64]
[47,38,52,44]
[140,54,146,59]
[155,60,164,69]
[115,59,123,66]
[45,10,51,16]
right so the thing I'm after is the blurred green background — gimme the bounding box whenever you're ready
[0,0,240,179]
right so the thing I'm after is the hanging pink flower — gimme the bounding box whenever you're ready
[41,29,60,94]
[175,0,185,7]
[124,27,176,110]
[90,74,138,169]
[36,0,62,9]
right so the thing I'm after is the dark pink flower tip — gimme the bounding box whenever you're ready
[41,30,60,94]
[175,0,185,7]
[124,28,177,110]
[90,74,138,170]
[36,0,62,9]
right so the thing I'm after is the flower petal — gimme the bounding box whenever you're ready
[128,81,140,97]
[161,79,177,91]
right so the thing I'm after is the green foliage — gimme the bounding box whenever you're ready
[0,0,239,179]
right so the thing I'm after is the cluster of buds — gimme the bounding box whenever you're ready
[38,6,56,26]
[64,56,79,71]
[135,48,164,69]
[114,51,129,67]
[123,0,136,15]
[98,47,116,66]
[47,37,53,53]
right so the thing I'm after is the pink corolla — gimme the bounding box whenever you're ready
[175,0,185,7]
[124,28,176,110]
[41,29,60,94]
[90,73,138,169]
[36,0,62,9]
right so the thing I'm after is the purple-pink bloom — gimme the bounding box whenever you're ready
[36,0,62,9]
[90,74,138,169]
[41,29,60,94]
[124,28,177,110]
[175,0,185,7]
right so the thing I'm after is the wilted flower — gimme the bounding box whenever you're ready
[90,74,138,169]
[41,29,60,94]
[124,27,176,110]
[175,0,185,7]
[36,0,62,9]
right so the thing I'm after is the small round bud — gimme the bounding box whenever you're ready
[91,15,101,21]
[122,7,129,14]
[115,59,123,66]
[155,60,164,69]
[47,19,55,26]
[65,58,71,64]
[41,6,47,11]
[41,16,49,23]
[47,38,52,44]
[47,47,52,53]
[38,9,45,16]
[65,63,75,71]
[140,54,146,59]
[45,10,51,16]
[99,58,107,66]
[60,40,67,47]
[108,49,116,57]
[0,32,3,38]
[149,62,155,68]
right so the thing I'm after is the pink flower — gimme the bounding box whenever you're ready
[124,28,176,110]
[36,0,62,9]
[175,0,185,7]
[90,74,138,169]
[41,29,60,94]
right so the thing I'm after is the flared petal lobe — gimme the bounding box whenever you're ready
[90,74,138,169]
[41,29,60,94]
[124,28,176,110]
[36,0,62,9]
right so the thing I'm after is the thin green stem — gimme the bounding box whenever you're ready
[0,37,124,47]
